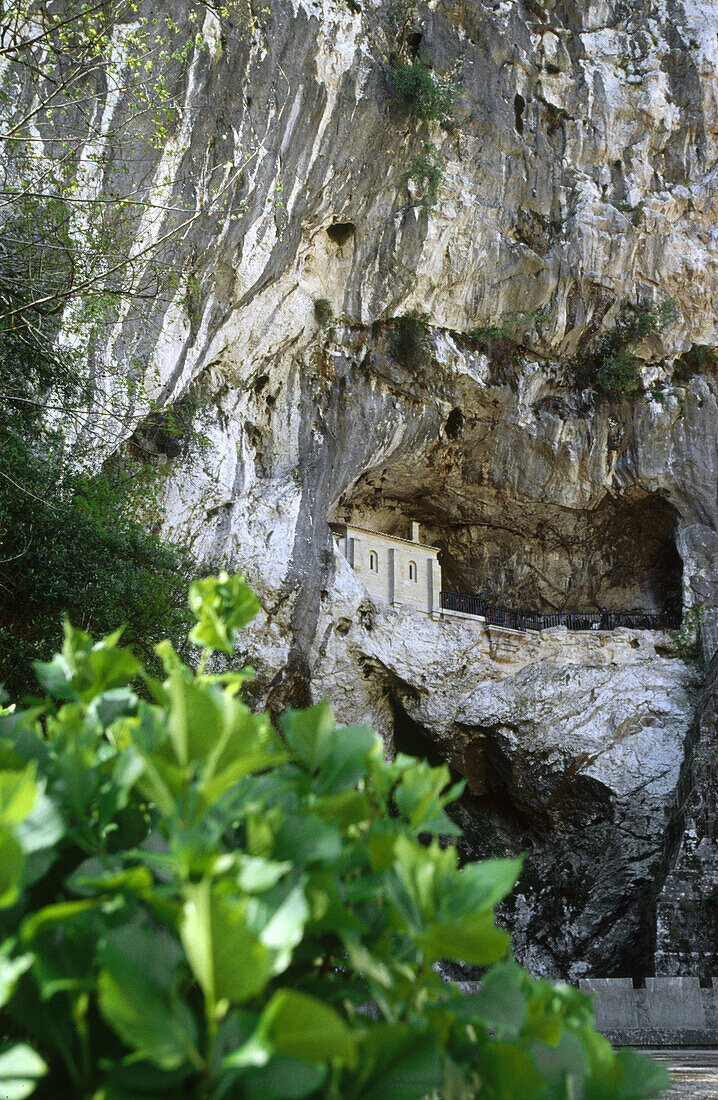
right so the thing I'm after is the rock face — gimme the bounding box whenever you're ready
[78,0,718,975]
[314,595,699,979]
[654,652,718,981]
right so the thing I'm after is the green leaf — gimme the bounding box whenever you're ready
[68,861,153,897]
[313,724,379,794]
[32,654,75,700]
[0,1044,47,1099]
[583,1046,671,1100]
[0,767,37,826]
[180,880,274,1006]
[450,959,527,1038]
[224,989,358,1070]
[344,934,392,989]
[231,1055,326,1100]
[188,572,259,652]
[14,785,64,854]
[394,759,464,833]
[82,645,141,702]
[312,790,371,829]
[96,1058,192,1098]
[274,814,343,867]
[98,921,199,1071]
[234,855,292,893]
[0,944,33,1008]
[476,1041,547,1100]
[0,828,24,909]
[345,1024,442,1100]
[265,991,358,1066]
[523,978,594,1047]
[280,700,336,772]
[41,621,140,702]
[446,855,525,914]
[419,911,510,965]
[530,1032,587,1097]
[613,1049,671,1099]
[165,669,224,768]
[257,882,310,968]
[21,898,105,941]
[367,828,397,872]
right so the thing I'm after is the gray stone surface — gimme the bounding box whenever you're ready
[646,978,706,1031]
[580,979,639,1031]
[579,978,718,1046]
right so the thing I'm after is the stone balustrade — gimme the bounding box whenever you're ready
[578,977,718,1046]
[440,591,681,634]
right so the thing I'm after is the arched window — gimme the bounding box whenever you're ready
[369,551,378,573]
[408,560,417,582]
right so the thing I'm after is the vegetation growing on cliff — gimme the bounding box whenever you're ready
[389,309,433,375]
[593,300,677,399]
[390,51,455,217]
[0,573,669,1099]
[390,55,454,122]
[668,604,704,663]
[0,0,233,691]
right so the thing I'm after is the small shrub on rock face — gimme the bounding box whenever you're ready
[389,309,432,373]
[0,574,669,1099]
[590,298,677,400]
[674,344,718,382]
[314,297,334,326]
[390,54,453,122]
[668,603,704,663]
[596,347,642,398]
[405,144,443,214]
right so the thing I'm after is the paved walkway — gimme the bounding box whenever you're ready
[649,1049,718,1098]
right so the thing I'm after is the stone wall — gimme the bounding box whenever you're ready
[578,977,718,1047]
[331,523,441,615]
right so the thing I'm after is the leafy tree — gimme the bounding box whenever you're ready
[0,573,670,1098]
[0,0,241,337]
[0,0,239,689]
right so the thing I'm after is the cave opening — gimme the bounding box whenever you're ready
[514,92,525,134]
[391,696,450,768]
[444,407,464,439]
[432,494,683,617]
[326,222,356,247]
[332,478,683,621]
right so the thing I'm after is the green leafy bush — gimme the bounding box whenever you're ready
[595,348,642,399]
[0,288,196,696]
[0,574,669,1099]
[674,344,718,382]
[0,418,195,697]
[590,299,677,400]
[314,298,334,327]
[390,54,455,218]
[404,145,444,215]
[390,55,454,122]
[469,311,548,343]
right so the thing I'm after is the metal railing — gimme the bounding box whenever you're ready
[439,590,681,633]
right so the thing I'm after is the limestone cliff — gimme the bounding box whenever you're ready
[85,0,718,977]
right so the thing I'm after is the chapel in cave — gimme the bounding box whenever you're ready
[332,502,682,633]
